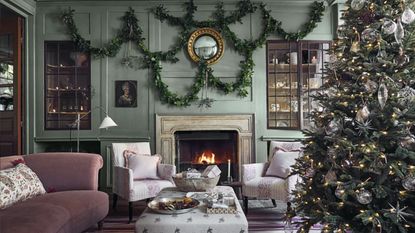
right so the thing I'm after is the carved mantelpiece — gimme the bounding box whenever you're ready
[155,114,255,178]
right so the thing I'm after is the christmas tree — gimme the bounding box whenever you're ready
[292,0,415,232]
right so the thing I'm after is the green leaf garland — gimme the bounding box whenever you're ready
[60,0,325,107]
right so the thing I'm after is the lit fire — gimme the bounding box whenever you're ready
[195,150,216,164]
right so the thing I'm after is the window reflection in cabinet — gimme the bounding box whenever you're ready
[44,41,91,130]
[266,40,330,130]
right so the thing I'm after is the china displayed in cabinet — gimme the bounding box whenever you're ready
[267,41,330,129]
[44,41,91,130]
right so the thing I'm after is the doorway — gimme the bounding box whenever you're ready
[0,4,24,156]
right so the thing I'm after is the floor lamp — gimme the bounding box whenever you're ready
[74,106,117,152]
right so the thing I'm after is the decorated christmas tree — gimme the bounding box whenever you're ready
[292,0,415,232]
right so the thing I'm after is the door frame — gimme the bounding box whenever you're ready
[1,0,35,154]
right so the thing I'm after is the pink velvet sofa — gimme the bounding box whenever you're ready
[0,153,109,233]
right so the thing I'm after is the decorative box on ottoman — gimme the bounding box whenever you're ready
[202,165,221,178]
[183,168,201,178]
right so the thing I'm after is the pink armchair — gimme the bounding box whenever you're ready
[111,142,176,222]
[241,141,303,213]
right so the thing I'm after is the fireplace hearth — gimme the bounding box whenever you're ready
[175,131,238,182]
[156,114,254,181]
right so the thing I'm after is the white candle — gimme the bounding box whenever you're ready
[228,159,231,178]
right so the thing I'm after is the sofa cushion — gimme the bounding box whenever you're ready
[0,155,24,170]
[0,201,70,233]
[0,163,46,209]
[0,190,108,233]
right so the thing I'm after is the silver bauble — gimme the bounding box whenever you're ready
[335,185,345,199]
[395,18,405,44]
[378,82,388,109]
[326,120,339,135]
[356,188,373,204]
[356,105,370,123]
[398,86,415,106]
[402,7,415,24]
[402,175,415,191]
[364,80,378,93]
[382,19,397,35]
[351,0,366,10]
[361,28,378,43]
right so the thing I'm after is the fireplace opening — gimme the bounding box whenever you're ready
[175,130,239,182]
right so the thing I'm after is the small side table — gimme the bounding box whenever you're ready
[220,181,242,200]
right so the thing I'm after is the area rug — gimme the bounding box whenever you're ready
[85,199,320,233]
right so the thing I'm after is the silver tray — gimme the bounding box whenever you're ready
[147,197,200,214]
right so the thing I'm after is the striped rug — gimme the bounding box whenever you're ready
[85,199,321,233]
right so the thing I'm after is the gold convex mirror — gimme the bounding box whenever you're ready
[187,27,224,65]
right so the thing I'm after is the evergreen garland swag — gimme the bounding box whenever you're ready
[61,0,325,107]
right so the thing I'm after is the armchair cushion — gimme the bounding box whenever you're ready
[0,163,46,209]
[265,151,300,178]
[268,141,303,158]
[126,153,161,180]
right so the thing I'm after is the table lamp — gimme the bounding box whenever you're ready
[73,106,117,152]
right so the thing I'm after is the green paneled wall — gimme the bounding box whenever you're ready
[31,0,336,187]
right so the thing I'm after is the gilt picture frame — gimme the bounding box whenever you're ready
[187,27,225,65]
[115,80,137,107]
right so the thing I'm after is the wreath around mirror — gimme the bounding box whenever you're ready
[187,28,224,65]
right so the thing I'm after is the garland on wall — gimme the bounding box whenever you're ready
[61,0,325,107]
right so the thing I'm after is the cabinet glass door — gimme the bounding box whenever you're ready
[44,41,91,130]
[267,40,330,130]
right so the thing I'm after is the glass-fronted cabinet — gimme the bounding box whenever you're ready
[44,41,91,130]
[267,40,330,129]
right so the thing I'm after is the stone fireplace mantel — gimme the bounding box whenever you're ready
[155,114,254,177]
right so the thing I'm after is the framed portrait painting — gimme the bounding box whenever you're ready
[115,80,137,107]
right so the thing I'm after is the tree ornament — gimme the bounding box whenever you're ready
[356,105,370,123]
[377,82,388,109]
[326,120,339,135]
[356,188,373,204]
[305,167,316,178]
[402,7,415,24]
[324,169,337,184]
[386,202,412,222]
[336,25,348,39]
[394,47,410,66]
[397,86,415,106]
[335,185,346,199]
[329,53,337,63]
[402,175,415,191]
[360,10,376,24]
[351,0,366,11]
[356,120,375,135]
[382,19,397,35]
[364,80,378,93]
[376,47,387,60]
[350,41,360,53]
[400,135,415,150]
[395,18,405,44]
[361,28,378,43]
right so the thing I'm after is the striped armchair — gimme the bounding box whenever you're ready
[111,142,176,222]
[241,141,303,214]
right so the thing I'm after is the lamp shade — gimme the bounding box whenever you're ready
[99,115,118,129]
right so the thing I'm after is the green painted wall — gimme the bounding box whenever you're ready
[32,0,336,186]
